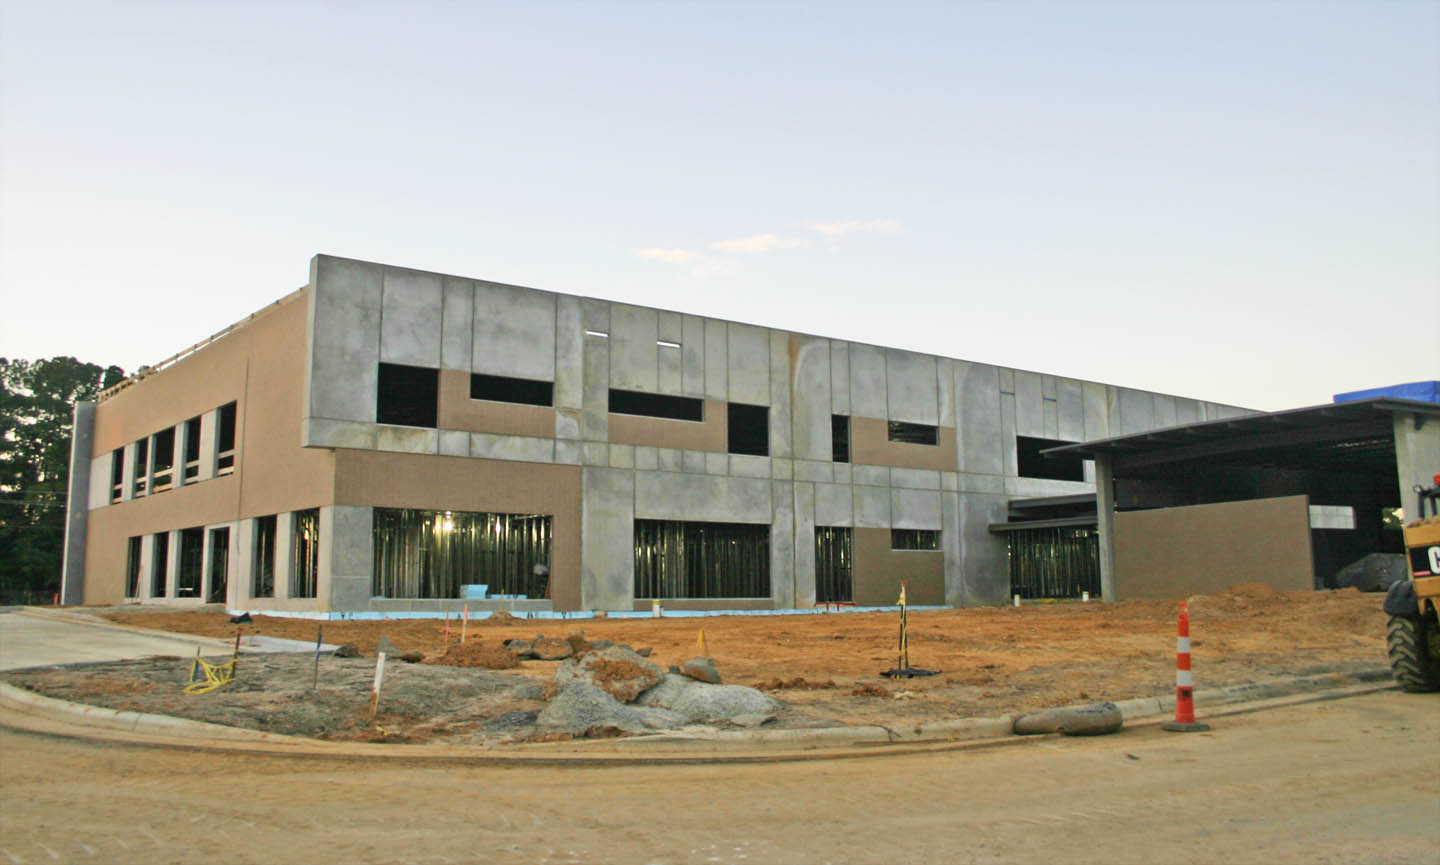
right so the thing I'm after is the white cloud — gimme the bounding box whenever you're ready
[803,218,904,237]
[636,247,694,264]
[690,260,734,279]
[710,233,807,254]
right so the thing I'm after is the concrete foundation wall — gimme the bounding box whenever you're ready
[1113,495,1314,599]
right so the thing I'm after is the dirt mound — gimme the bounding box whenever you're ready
[425,641,520,669]
[754,677,837,691]
[1225,582,1280,600]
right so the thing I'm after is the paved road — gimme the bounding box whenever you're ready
[0,610,233,671]
[1,689,1436,865]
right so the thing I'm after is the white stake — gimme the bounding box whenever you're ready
[369,651,387,721]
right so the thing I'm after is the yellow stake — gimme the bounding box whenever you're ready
[696,628,709,658]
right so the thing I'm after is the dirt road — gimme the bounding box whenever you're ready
[1,689,1435,865]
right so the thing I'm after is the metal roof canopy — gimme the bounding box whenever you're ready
[1042,398,1440,478]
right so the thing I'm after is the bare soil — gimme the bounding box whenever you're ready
[1,585,1390,745]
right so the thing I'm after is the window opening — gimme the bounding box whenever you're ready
[634,520,771,599]
[132,438,149,496]
[150,532,169,597]
[125,536,142,597]
[1008,526,1099,599]
[815,526,853,603]
[656,340,681,349]
[377,363,439,427]
[470,373,554,407]
[891,529,940,551]
[208,527,230,603]
[609,388,703,422]
[151,427,175,492]
[216,402,237,475]
[291,508,320,598]
[373,509,553,600]
[252,515,276,598]
[727,402,769,456]
[888,421,938,446]
[585,330,609,338]
[178,527,204,596]
[831,415,850,463]
[1016,436,1085,482]
[110,448,125,502]
[182,416,201,482]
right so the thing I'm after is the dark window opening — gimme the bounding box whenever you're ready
[1008,526,1099,599]
[252,515,276,598]
[727,402,769,456]
[470,373,554,407]
[377,363,439,428]
[110,448,125,502]
[291,508,320,598]
[125,536,142,597]
[178,527,204,597]
[1016,435,1086,482]
[634,520,771,599]
[888,421,938,446]
[150,532,169,597]
[831,415,850,463]
[373,509,553,600]
[151,427,175,492]
[216,402,237,475]
[608,388,704,422]
[208,527,230,603]
[132,438,149,496]
[182,416,201,481]
[891,528,940,551]
[815,526,853,603]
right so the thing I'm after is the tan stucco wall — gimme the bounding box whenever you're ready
[851,418,959,472]
[853,527,946,606]
[83,293,335,604]
[1113,495,1314,600]
[332,450,583,611]
[436,369,556,438]
[608,400,727,452]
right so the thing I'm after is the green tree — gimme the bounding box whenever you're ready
[0,357,125,599]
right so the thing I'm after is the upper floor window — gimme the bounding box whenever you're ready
[377,363,438,428]
[151,427,175,492]
[132,438,149,497]
[216,401,237,475]
[181,416,201,482]
[110,448,125,502]
[470,373,553,407]
[727,402,769,456]
[888,421,938,446]
[831,414,850,463]
[1016,436,1085,482]
[609,388,703,422]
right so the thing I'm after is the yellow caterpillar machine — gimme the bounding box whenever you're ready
[1385,474,1440,691]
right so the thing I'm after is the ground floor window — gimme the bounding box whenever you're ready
[634,520,770,599]
[1007,526,1099,599]
[150,532,169,597]
[815,526,853,603]
[291,508,319,598]
[178,528,204,597]
[125,536,141,598]
[208,527,229,603]
[252,515,276,598]
[373,508,552,600]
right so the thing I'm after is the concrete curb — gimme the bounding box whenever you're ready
[0,665,1397,763]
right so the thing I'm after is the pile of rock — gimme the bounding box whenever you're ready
[503,631,653,661]
[533,644,779,738]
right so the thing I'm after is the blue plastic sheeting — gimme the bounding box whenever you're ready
[1333,381,1439,405]
[230,605,951,622]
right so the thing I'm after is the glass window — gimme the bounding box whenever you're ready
[182,416,201,482]
[177,527,203,596]
[831,415,850,463]
[151,428,175,492]
[150,532,169,597]
[110,448,125,502]
[208,527,230,603]
[252,515,276,598]
[216,402,237,475]
[888,421,938,446]
[727,402,769,456]
[891,529,940,551]
[291,508,319,598]
[132,438,149,496]
[125,536,142,597]
[1016,436,1085,482]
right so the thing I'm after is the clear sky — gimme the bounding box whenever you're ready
[1,0,1436,412]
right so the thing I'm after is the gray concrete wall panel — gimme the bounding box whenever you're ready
[768,330,794,459]
[792,482,816,608]
[730,454,772,478]
[303,418,378,450]
[958,494,1009,605]
[658,343,682,394]
[309,257,381,424]
[885,349,939,425]
[470,432,555,464]
[853,464,889,487]
[1057,378,1085,441]
[891,488,942,530]
[1000,393,1018,476]
[657,448,682,472]
[439,430,469,457]
[580,467,635,610]
[726,322,770,404]
[830,341,851,414]
[658,311,682,344]
[582,442,608,466]
[380,270,442,367]
[553,296,584,410]
[61,402,95,604]
[771,457,793,480]
[1014,370,1044,437]
[440,277,474,371]
[703,319,728,399]
[1174,397,1201,425]
[853,485,891,527]
[1153,394,1178,428]
[609,304,659,391]
[955,362,1004,476]
[942,491,962,605]
[377,426,437,455]
[815,482,853,526]
[681,315,706,395]
[848,343,887,419]
[633,473,772,523]
[937,359,955,428]
[581,333,609,441]
[890,468,942,490]
[634,446,659,471]
[1117,388,1156,434]
[608,444,635,469]
[997,367,1015,394]
[1043,398,1059,439]
[581,299,610,334]
[705,452,728,475]
[473,282,557,381]
[555,440,582,465]
[795,460,833,483]
[1083,381,1110,441]
[771,480,796,607]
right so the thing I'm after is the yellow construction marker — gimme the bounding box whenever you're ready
[697,628,709,658]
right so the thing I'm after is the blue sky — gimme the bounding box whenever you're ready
[1,0,1435,411]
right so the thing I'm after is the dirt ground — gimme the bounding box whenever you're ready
[2,584,1390,744]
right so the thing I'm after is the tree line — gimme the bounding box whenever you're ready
[0,357,125,602]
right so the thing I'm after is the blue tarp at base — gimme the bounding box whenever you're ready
[1333,381,1439,405]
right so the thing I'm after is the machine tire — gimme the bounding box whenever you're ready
[1387,614,1440,692]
